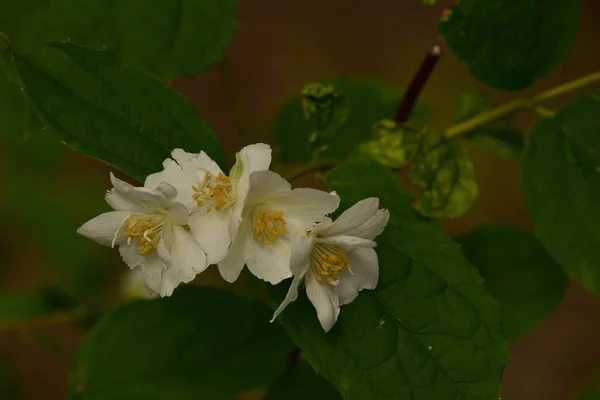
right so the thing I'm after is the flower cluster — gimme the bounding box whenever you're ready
[78,144,389,332]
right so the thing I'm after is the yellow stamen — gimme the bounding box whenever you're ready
[192,172,236,212]
[310,243,352,285]
[251,208,288,245]
[125,215,164,256]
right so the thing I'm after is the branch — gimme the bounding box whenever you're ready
[395,45,442,123]
[445,70,600,139]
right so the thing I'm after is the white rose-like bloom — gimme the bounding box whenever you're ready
[218,170,340,284]
[77,173,207,297]
[144,144,271,267]
[271,198,390,332]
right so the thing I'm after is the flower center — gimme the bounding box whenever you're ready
[125,215,165,256]
[251,208,288,245]
[192,172,236,212]
[310,243,351,285]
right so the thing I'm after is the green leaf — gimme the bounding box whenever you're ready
[423,0,438,5]
[8,41,226,182]
[272,79,429,165]
[456,224,567,340]
[522,92,600,294]
[270,159,507,400]
[301,82,350,153]
[438,0,579,90]
[359,119,422,168]
[264,362,341,400]
[454,92,523,159]
[0,0,237,80]
[411,141,478,218]
[0,293,54,327]
[0,360,18,400]
[69,287,295,400]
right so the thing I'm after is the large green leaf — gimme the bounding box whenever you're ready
[453,92,523,159]
[439,0,579,91]
[456,224,567,340]
[272,79,429,165]
[264,362,341,400]
[0,0,237,80]
[270,160,507,400]
[411,141,478,218]
[7,41,225,182]
[69,287,295,400]
[522,92,600,293]
[359,119,422,168]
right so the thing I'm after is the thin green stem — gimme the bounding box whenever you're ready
[284,159,340,182]
[445,70,600,139]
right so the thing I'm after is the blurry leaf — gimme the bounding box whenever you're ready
[264,362,341,400]
[359,119,422,168]
[70,287,295,400]
[438,0,579,90]
[522,92,600,294]
[0,33,29,143]
[0,0,237,80]
[270,159,506,400]
[0,293,53,326]
[454,92,523,159]
[411,141,478,218]
[423,0,438,5]
[273,79,429,164]
[8,41,226,182]
[456,224,567,340]
[302,83,349,153]
[0,360,18,400]
[578,379,600,400]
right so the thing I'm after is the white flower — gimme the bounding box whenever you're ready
[144,144,271,267]
[218,170,340,284]
[271,198,390,332]
[77,173,207,297]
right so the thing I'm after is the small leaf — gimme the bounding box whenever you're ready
[456,224,567,340]
[270,159,507,400]
[0,292,58,327]
[0,0,237,80]
[359,119,422,168]
[69,287,295,400]
[301,83,350,154]
[438,0,579,90]
[411,141,478,218]
[264,362,341,400]
[454,92,523,159]
[272,79,429,164]
[10,41,226,182]
[522,92,600,294]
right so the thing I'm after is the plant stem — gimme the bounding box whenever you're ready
[445,70,600,139]
[285,70,600,182]
[394,45,442,124]
[284,159,340,182]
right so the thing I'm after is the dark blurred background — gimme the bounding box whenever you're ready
[1,1,600,399]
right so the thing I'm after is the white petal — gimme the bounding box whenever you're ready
[140,253,166,296]
[189,209,232,265]
[305,271,340,332]
[119,242,146,269]
[77,211,130,246]
[332,247,379,305]
[159,226,207,297]
[170,148,197,165]
[108,173,189,224]
[235,143,272,200]
[217,219,251,283]
[289,232,314,276]
[271,273,304,323]
[188,151,223,176]
[144,158,180,192]
[270,189,340,231]
[244,171,291,207]
[318,198,390,240]
[317,236,376,253]
[246,237,293,284]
